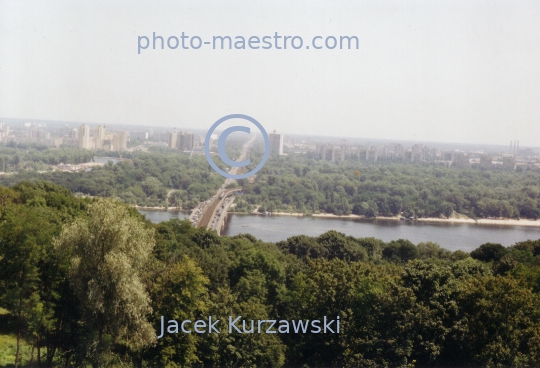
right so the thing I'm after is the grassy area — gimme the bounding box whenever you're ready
[0,308,32,368]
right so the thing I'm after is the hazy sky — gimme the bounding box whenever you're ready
[1,1,540,146]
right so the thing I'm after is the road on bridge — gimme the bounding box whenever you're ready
[196,188,241,229]
[191,136,255,233]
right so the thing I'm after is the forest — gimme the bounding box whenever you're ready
[237,154,540,219]
[2,145,540,219]
[0,146,224,209]
[2,181,540,367]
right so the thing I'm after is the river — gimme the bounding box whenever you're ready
[137,210,540,252]
[93,156,122,164]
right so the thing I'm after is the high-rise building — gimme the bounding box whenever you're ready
[453,152,470,168]
[116,131,127,150]
[179,133,194,150]
[393,144,404,158]
[163,131,195,151]
[78,124,91,149]
[321,143,329,161]
[318,143,329,160]
[118,131,127,150]
[269,131,284,155]
[367,148,378,162]
[331,146,337,162]
[503,156,516,171]
[405,150,414,162]
[94,125,106,149]
[479,155,493,169]
[412,144,424,153]
[168,131,178,149]
[0,123,8,142]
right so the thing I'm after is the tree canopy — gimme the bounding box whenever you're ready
[1,181,540,367]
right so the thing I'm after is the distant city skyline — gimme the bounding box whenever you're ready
[0,116,535,150]
[2,1,540,146]
[3,118,540,173]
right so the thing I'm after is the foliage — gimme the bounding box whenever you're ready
[470,242,509,262]
[241,155,540,219]
[144,256,209,367]
[3,148,540,218]
[382,239,419,263]
[0,182,89,367]
[0,150,223,209]
[2,181,540,367]
[54,198,157,366]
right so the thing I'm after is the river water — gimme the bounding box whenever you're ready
[93,156,122,164]
[138,210,540,252]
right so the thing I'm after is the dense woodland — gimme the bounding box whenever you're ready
[2,145,540,219]
[2,181,540,367]
[0,147,224,209]
[238,153,540,219]
[0,146,94,171]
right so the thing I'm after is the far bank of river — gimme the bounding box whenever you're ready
[137,209,540,252]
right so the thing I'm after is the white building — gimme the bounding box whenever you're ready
[168,131,178,149]
[94,125,106,149]
[115,131,128,150]
[78,124,91,149]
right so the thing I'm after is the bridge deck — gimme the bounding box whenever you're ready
[196,188,242,229]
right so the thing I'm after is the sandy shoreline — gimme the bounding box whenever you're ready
[133,205,181,211]
[262,212,399,220]
[256,211,540,228]
[418,217,540,227]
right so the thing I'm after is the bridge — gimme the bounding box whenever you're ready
[189,135,254,235]
[189,188,242,235]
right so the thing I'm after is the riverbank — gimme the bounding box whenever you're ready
[258,211,404,221]
[139,206,540,228]
[244,211,372,219]
[133,205,181,210]
[418,217,540,227]
[250,211,540,228]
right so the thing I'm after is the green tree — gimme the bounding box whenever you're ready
[200,287,286,367]
[144,256,209,367]
[417,241,452,260]
[0,204,54,368]
[54,198,157,367]
[471,243,508,262]
[383,239,418,263]
[450,275,540,366]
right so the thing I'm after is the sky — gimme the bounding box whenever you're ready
[1,0,540,146]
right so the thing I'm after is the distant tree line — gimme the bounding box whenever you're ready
[0,149,224,208]
[0,141,250,209]
[3,146,540,218]
[237,154,540,219]
[0,147,94,172]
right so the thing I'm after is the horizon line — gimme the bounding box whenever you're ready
[0,116,536,149]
